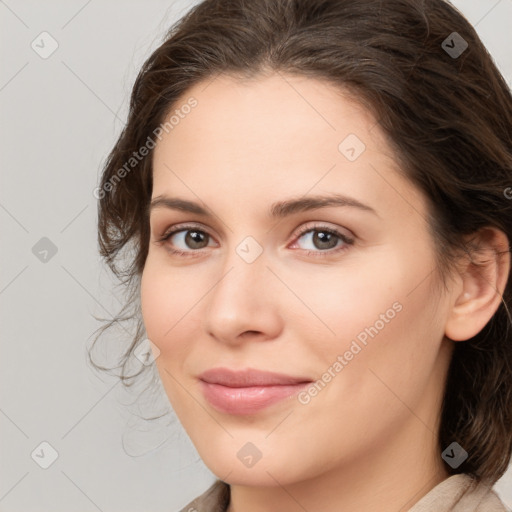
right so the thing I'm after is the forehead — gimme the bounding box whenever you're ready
[150,72,424,221]
[155,72,379,159]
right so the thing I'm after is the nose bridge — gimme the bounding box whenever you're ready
[203,236,280,343]
[211,239,267,312]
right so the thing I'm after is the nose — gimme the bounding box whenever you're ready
[202,247,283,346]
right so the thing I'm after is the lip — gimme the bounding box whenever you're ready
[198,368,312,415]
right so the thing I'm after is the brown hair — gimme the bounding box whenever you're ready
[91,0,512,483]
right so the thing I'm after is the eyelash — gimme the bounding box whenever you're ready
[156,222,354,259]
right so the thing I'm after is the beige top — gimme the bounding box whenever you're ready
[179,474,509,512]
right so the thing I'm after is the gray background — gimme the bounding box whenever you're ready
[1,1,511,511]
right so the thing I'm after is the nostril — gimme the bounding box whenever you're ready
[242,330,261,337]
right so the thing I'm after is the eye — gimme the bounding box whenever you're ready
[157,223,217,256]
[290,224,354,257]
[156,222,354,259]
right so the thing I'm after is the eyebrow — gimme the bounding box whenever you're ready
[149,193,379,218]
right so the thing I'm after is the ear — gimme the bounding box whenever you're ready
[444,227,510,342]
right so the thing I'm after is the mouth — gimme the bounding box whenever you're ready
[198,367,313,415]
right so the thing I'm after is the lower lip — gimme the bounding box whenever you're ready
[199,381,310,415]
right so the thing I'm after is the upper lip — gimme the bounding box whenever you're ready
[199,368,312,387]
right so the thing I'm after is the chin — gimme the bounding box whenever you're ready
[211,465,292,487]
[198,443,308,488]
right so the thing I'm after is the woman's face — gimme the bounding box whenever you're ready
[141,73,454,486]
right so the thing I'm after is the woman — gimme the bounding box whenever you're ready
[92,0,512,510]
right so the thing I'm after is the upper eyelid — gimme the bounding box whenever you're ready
[160,221,212,237]
[294,222,351,237]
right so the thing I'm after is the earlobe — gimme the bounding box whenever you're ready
[444,227,510,342]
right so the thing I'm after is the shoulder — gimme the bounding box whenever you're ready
[409,474,509,512]
[179,480,230,512]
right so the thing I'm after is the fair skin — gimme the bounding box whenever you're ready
[140,73,510,512]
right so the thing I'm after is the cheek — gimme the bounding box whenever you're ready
[287,259,446,461]
[340,261,445,413]
[140,264,166,339]
[294,243,444,390]
[140,259,196,356]
[283,250,404,351]
[140,261,201,414]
